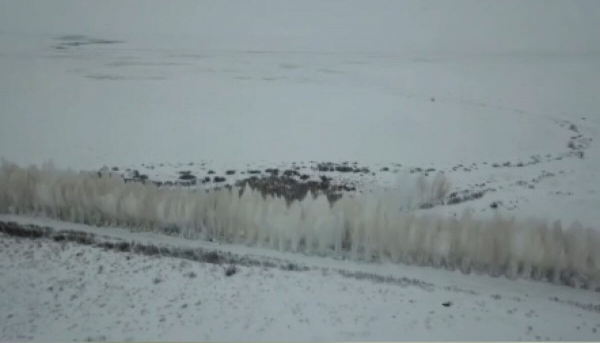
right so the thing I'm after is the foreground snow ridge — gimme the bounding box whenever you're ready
[1,161,598,288]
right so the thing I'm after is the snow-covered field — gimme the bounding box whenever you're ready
[2,1,600,225]
[1,216,600,341]
[1,0,600,340]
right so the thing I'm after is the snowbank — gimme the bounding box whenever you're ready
[1,160,598,287]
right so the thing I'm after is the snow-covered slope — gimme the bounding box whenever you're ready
[2,162,599,288]
[1,217,599,341]
[1,0,600,340]
[1,0,600,226]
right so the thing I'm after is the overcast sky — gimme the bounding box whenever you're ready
[1,0,599,54]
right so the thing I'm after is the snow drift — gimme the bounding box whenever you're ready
[0,160,598,288]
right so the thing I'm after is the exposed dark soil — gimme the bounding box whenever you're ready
[235,174,356,204]
[314,162,370,174]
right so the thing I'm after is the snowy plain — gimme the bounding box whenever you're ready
[1,0,600,226]
[1,0,600,341]
[1,215,600,341]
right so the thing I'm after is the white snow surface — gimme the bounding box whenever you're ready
[2,0,600,340]
[1,215,600,341]
[2,0,600,226]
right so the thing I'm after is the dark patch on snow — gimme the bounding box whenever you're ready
[54,35,124,50]
[337,270,434,292]
[549,297,600,314]
[178,171,196,181]
[314,162,369,174]
[443,285,478,295]
[0,221,311,273]
[224,265,237,277]
[235,173,356,204]
[121,169,150,184]
[446,188,493,205]
[283,169,300,177]
[335,165,354,173]
[284,263,302,271]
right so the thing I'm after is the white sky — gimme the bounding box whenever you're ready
[1,0,599,54]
